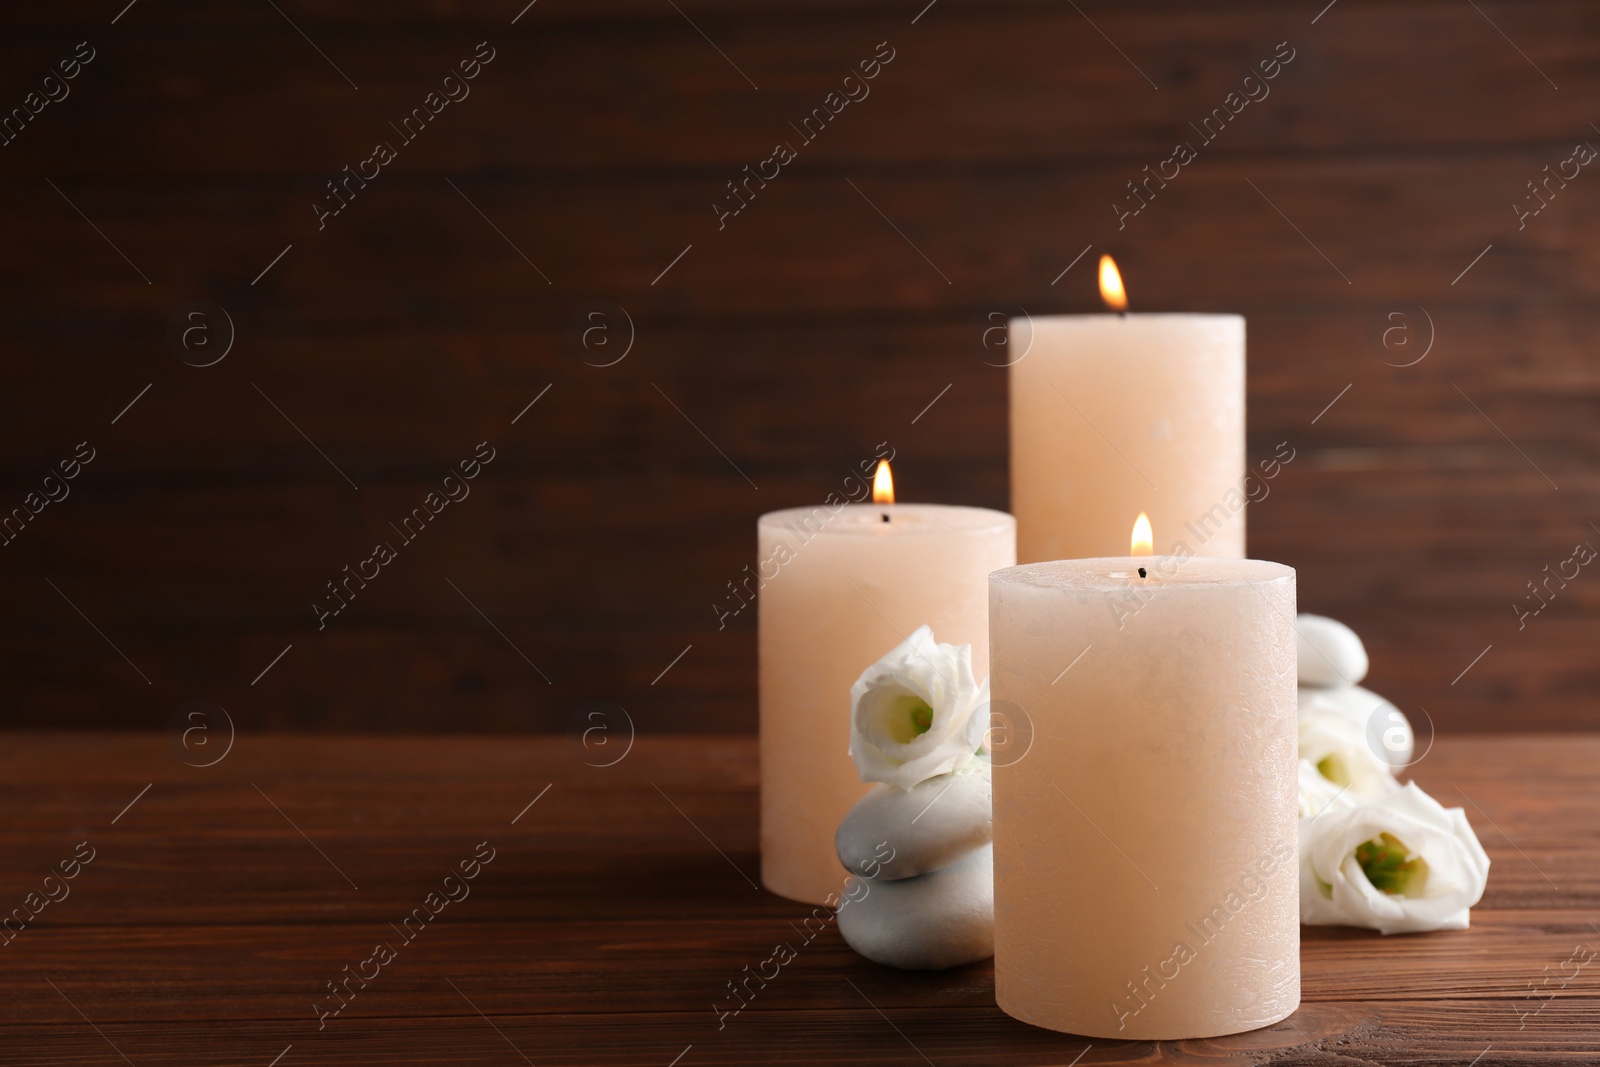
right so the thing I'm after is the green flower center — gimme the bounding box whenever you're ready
[885,694,935,744]
[1316,754,1350,786]
[1355,832,1430,897]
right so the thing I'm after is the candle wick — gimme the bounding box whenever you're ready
[881,513,890,523]
[1137,566,1147,578]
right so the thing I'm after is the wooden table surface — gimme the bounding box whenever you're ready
[2,732,1597,1066]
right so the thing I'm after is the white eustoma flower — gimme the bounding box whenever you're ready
[1298,709,1401,802]
[1300,782,1490,934]
[849,626,988,791]
[1297,757,1360,819]
[1299,684,1414,768]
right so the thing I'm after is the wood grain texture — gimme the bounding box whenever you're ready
[0,733,1595,1065]
[0,1,1597,729]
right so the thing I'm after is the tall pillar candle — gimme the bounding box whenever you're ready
[989,555,1298,1039]
[1009,306,1245,562]
[759,501,1015,905]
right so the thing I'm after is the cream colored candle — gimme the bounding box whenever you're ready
[1009,266,1245,562]
[989,553,1298,1040]
[758,495,1015,905]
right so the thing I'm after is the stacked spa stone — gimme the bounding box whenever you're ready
[833,765,995,970]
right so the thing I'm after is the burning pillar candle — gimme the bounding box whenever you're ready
[989,517,1298,1039]
[1010,257,1245,562]
[759,462,1016,905]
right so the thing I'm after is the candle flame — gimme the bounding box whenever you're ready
[1131,512,1153,556]
[1099,254,1128,312]
[872,460,895,504]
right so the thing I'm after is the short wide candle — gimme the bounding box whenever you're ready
[989,556,1298,1040]
[758,503,1015,905]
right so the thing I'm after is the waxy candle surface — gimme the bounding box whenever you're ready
[1009,314,1245,562]
[989,557,1298,1040]
[758,503,1015,905]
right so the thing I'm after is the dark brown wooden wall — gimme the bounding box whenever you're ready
[2,0,1597,734]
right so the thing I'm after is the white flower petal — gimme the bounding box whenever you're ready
[849,626,988,791]
[1298,710,1401,801]
[1298,758,1358,819]
[1299,782,1490,935]
[1299,685,1414,768]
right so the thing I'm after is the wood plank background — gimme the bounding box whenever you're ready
[2,0,1598,731]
